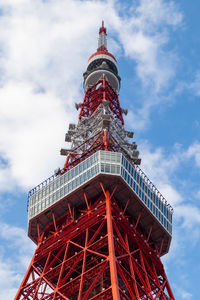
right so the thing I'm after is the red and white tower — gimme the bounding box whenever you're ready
[15,22,174,300]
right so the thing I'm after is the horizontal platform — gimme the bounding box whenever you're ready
[28,151,173,255]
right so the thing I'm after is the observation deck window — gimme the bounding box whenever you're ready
[156,208,158,218]
[28,150,173,235]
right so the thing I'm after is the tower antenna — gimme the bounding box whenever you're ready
[98,20,107,51]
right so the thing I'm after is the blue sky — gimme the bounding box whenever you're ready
[0,0,199,299]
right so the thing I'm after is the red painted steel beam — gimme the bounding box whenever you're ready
[105,189,120,300]
[16,190,174,299]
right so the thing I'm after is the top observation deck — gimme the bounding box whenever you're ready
[28,150,173,255]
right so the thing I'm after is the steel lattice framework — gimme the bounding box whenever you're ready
[60,77,140,172]
[15,22,174,300]
[16,184,173,300]
[79,77,124,124]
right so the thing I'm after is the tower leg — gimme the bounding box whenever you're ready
[105,190,120,300]
[15,188,174,299]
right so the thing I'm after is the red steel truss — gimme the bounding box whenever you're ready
[61,77,128,172]
[79,77,124,125]
[62,127,123,173]
[15,184,174,300]
[61,77,126,172]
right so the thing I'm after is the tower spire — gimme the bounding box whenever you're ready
[98,20,107,51]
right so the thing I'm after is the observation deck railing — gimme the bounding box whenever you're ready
[28,151,173,235]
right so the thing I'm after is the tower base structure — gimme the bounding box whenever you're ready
[15,183,174,300]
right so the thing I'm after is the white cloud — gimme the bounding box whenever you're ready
[0,81,70,190]
[0,0,183,193]
[140,142,200,214]
[185,141,200,167]
[158,183,182,206]
[141,142,198,211]
[0,222,35,299]
[116,0,183,131]
[125,106,151,131]
[135,0,182,27]
[0,0,181,94]
[181,291,193,299]
[0,259,20,300]
[140,143,180,187]
[175,204,200,228]
[0,222,35,266]
[114,0,182,91]
[139,141,200,271]
[175,287,192,299]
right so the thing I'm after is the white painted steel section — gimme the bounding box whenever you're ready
[98,32,107,49]
[87,53,117,68]
[84,69,120,92]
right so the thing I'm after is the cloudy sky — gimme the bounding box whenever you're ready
[0,0,199,299]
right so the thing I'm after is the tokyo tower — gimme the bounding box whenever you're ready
[15,22,174,300]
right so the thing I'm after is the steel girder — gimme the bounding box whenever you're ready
[15,184,174,300]
[61,77,141,172]
[79,77,124,125]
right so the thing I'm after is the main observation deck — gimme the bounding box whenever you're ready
[28,151,173,255]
